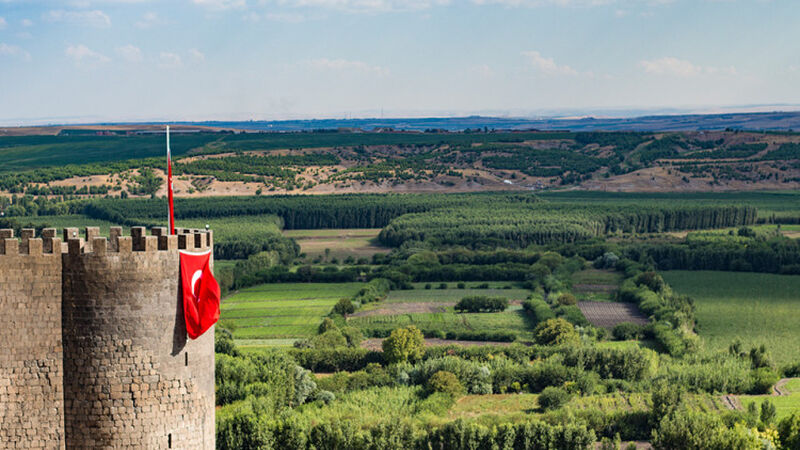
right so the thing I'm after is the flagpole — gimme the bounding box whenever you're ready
[167,126,175,235]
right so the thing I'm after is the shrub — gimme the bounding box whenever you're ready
[749,344,773,369]
[310,329,348,349]
[783,361,800,377]
[289,348,384,372]
[314,390,336,404]
[557,293,577,306]
[634,271,665,293]
[215,328,240,356]
[293,365,317,406]
[340,326,364,348]
[749,367,779,394]
[652,411,760,450]
[522,297,556,323]
[333,298,355,315]
[760,400,777,426]
[438,283,448,289]
[778,413,800,450]
[383,326,425,364]
[425,283,432,289]
[538,386,571,410]
[613,322,644,341]
[413,356,492,394]
[534,318,580,346]
[457,282,466,289]
[454,295,508,313]
[594,252,619,269]
[318,317,337,334]
[427,371,465,396]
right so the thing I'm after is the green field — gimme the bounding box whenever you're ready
[384,283,529,303]
[663,271,800,366]
[221,282,364,339]
[739,378,800,421]
[348,308,533,338]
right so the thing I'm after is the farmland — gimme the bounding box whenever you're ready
[284,228,388,262]
[220,282,363,340]
[5,156,800,447]
[663,271,800,366]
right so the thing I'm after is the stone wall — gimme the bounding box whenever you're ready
[0,229,65,449]
[61,227,215,449]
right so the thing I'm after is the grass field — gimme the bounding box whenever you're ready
[663,271,800,366]
[221,282,364,339]
[739,378,800,421]
[284,228,388,261]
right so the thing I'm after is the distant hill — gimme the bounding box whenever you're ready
[181,111,800,132]
[3,129,800,197]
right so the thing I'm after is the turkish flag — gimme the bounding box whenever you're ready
[180,250,220,339]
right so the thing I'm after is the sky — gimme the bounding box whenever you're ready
[0,0,798,125]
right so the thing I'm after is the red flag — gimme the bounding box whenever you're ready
[180,250,220,339]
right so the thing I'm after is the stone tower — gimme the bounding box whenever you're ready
[0,229,65,448]
[0,226,215,449]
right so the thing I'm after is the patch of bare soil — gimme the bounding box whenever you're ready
[360,338,513,351]
[577,301,649,328]
[349,302,454,317]
[581,166,800,193]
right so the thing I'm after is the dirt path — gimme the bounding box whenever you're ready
[774,378,791,396]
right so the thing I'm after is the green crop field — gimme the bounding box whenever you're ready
[348,308,534,338]
[663,271,800,366]
[220,282,364,339]
[174,214,282,238]
[384,283,529,303]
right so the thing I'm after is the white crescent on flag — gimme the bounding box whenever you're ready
[190,269,202,301]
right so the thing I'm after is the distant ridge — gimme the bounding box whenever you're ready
[176,111,800,133]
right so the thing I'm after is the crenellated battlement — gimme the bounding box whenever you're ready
[0,226,213,256]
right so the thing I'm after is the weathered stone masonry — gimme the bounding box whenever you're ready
[0,226,215,449]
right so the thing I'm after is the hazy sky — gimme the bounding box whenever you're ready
[1,0,798,124]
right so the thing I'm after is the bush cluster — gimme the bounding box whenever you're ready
[453,295,508,313]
